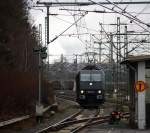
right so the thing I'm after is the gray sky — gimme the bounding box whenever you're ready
[29,0,150,63]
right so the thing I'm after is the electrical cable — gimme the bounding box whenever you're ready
[48,12,88,44]
[92,33,124,59]
[134,4,149,18]
[95,2,150,56]
[51,15,100,33]
[60,8,150,15]
[56,0,87,40]
[88,0,150,33]
[55,0,74,16]
[104,0,150,27]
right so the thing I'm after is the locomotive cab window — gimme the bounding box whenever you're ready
[91,74,101,81]
[80,74,90,81]
[80,73,101,81]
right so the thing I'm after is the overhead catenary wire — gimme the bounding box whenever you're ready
[90,0,150,32]
[49,12,88,44]
[104,0,150,27]
[111,0,124,10]
[55,0,72,15]
[88,0,150,33]
[35,0,150,61]
[92,33,125,59]
[52,15,100,33]
[60,8,150,15]
[121,0,130,12]
[95,23,150,59]
[60,7,150,44]
[50,13,150,58]
[55,0,87,39]
[99,23,118,51]
[134,4,150,18]
[90,1,150,56]
[36,1,150,7]
[55,9,149,48]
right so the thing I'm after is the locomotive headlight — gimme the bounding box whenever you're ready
[80,90,84,94]
[98,90,102,94]
[89,82,93,86]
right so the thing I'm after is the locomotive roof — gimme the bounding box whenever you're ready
[82,65,100,70]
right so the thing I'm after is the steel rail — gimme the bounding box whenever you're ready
[71,112,130,133]
[47,115,110,131]
[56,95,76,101]
[55,90,76,101]
[36,109,83,133]
[71,108,100,133]
[71,111,130,133]
[49,112,129,132]
[0,115,30,127]
[71,118,109,133]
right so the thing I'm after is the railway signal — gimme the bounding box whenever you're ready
[40,47,47,59]
[33,46,47,123]
[109,111,121,124]
[33,46,48,59]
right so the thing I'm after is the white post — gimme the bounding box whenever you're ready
[73,80,76,92]
[135,70,138,125]
[137,62,146,129]
[36,50,43,123]
[38,52,41,105]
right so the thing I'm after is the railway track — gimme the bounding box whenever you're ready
[36,95,130,133]
[53,90,117,132]
[0,104,56,129]
[55,90,76,101]
[0,90,129,133]
[0,115,31,128]
[70,108,108,133]
[36,109,84,133]
[36,107,112,133]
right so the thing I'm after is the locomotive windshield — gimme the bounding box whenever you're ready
[91,74,101,81]
[80,74,90,81]
[80,73,101,81]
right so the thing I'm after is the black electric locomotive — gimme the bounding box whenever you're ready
[76,65,105,108]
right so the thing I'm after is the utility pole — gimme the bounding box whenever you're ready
[45,17,47,47]
[45,17,50,72]
[124,25,128,59]
[116,17,121,110]
[109,33,116,100]
[38,24,42,106]
[34,24,47,123]
[124,25,129,102]
[46,7,49,45]
[99,23,103,63]
[36,2,50,70]
[61,54,64,63]
[110,33,114,64]
[45,17,49,75]
[74,54,78,71]
[94,42,102,63]
[79,54,83,63]
[98,43,102,63]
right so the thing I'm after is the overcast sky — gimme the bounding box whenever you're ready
[29,0,150,63]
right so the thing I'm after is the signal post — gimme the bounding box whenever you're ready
[33,46,47,123]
